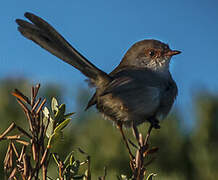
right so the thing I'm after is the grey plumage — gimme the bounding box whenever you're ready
[16,12,180,128]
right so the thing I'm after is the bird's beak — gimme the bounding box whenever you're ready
[165,50,181,57]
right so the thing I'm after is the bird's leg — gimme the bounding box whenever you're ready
[148,117,160,129]
[144,123,153,147]
[117,121,134,161]
[144,117,159,146]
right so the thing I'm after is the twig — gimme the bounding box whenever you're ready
[1,84,50,180]
[11,89,31,105]
[0,123,15,140]
[32,98,41,113]
[36,98,46,115]
[130,122,155,180]
[117,122,134,161]
[11,142,19,158]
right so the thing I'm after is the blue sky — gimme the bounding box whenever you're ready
[1,0,218,129]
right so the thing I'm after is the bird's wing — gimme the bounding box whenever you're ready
[86,92,97,110]
[101,69,166,117]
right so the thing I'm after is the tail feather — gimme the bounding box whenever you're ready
[16,12,109,82]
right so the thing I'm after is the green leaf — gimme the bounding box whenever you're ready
[47,130,62,148]
[64,112,75,119]
[71,160,80,175]
[117,175,128,180]
[45,117,55,138]
[43,106,50,118]
[70,153,74,165]
[54,118,71,133]
[47,133,54,148]
[64,151,74,165]
[146,173,157,180]
[52,153,59,165]
[51,97,58,114]
[43,107,55,138]
[55,104,66,124]
[47,117,71,148]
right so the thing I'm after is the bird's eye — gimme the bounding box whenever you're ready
[149,50,155,57]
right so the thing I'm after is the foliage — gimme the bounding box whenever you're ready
[0,78,218,179]
[0,83,93,180]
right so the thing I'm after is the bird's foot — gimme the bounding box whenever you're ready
[148,118,160,129]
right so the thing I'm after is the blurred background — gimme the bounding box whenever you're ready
[1,0,218,179]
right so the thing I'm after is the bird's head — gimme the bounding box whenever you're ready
[120,39,181,72]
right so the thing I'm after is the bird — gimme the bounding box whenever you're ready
[16,12,181,129]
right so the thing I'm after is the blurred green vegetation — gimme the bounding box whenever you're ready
[0,78,218,180]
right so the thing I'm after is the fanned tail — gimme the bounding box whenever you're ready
[16,12,110,83]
